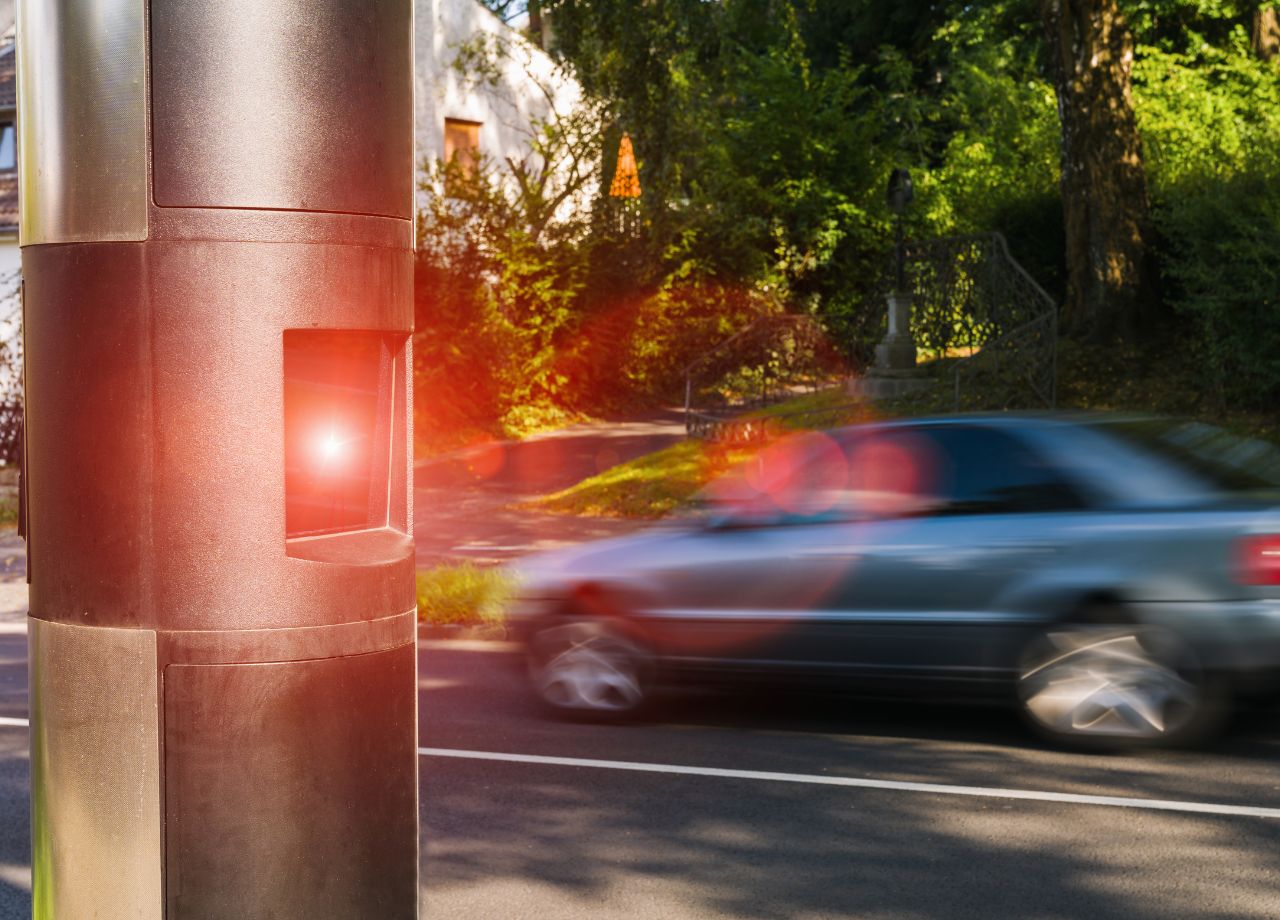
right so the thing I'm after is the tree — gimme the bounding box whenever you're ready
[1254,2,1280,59]
[1041,0,1156,341]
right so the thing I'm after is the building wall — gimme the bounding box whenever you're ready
[414,0,582,211]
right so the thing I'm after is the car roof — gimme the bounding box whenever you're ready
[824,411,1081,439]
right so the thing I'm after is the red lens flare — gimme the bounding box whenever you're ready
[461,434,507,481]
[742,431,848,517]
[846,431,937,517]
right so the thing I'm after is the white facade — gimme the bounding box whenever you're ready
[414,0,582,207]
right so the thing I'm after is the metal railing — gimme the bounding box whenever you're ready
[902,232,1057,410]
[683,232,1058,442]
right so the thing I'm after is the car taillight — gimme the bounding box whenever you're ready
[1237,535,1280,585]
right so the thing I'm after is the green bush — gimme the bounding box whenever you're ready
[1137,39,1280,407]
[1153,166,1280,407]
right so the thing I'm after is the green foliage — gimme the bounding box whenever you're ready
[548,0,1070,373]
[426,0,1280,437]
[559,281,779,411]
[918,10,1065,295]
[416,563,514,626]
[414,115,597,446]
[1135,36,1280,406]
[1126,0,1262,52]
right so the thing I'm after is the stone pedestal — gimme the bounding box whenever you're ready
[873,291,917,371]
[846,291,931,400]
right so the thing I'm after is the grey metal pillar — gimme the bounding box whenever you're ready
[18,1,418,917]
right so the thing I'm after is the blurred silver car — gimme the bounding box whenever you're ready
[509,415,1280,747]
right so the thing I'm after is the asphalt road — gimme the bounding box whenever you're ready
[418,641,1280,920]
[3,635,1280,919]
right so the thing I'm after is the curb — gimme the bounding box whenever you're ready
[416,623,510,642]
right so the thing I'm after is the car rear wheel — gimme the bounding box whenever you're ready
[1017,624,1220,749]
[528,620,651,720]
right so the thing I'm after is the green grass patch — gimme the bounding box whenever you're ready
[531,439,757,519]
[416,563,514,626]
[748,387,882,431]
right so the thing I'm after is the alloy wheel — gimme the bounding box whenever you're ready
[532,624,647,714]
[1018,627,1203,743]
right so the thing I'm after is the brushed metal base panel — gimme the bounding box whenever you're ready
[28,618,162,920]
[164,643,418,919]
[17,0,149,245]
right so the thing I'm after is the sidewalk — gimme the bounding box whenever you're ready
[0,534,24,633]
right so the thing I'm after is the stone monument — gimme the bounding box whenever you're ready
[849,168,931,399]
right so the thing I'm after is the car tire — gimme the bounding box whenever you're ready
[527,619,652,721]
[1016,620,1225,750]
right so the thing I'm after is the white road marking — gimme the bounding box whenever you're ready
[0,863,30,893]
[418,747,1280,820]
[1,718,1273,820]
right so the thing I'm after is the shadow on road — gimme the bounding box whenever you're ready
[422,644,1280,919]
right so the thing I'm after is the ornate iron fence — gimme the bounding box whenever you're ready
[683,232,1057,442]
[902,232,1057,410]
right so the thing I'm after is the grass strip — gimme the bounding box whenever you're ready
[416,563,514,626]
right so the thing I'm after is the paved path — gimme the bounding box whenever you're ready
[413,409,686,567]
[0,534,24,636]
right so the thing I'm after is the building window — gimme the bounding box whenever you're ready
[443,118,481,195]
[0,124,14,171]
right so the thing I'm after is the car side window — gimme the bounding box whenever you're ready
[916,425,1088,515]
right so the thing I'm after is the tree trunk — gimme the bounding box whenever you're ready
[1254,5,1280,61]
[528,0,549,51]
[1040,0,1155,342]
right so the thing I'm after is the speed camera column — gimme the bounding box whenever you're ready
[18,1,418,918]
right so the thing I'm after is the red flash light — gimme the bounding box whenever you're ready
[1237,535,1280,586]
[315,427,348,466]
[283,330,392,537]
